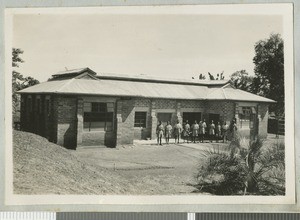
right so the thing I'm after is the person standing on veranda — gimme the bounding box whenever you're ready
[209,120,215,143]
[174,120,182,144]
[222,121,229,143]
[199,120,204,143]
[156,121,164,146]
[200,119,207,143]
[229,117,238,140]
[191,120,199,143]
[165,121,172,145]
[182,120,190,143]
[215,121,222,143]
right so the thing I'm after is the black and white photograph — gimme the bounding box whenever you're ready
[5,4,295,206]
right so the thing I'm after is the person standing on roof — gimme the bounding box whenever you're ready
[165,121,172,145]
[173,120,182,144]
[191,120,200,143]
[156,121,164,146]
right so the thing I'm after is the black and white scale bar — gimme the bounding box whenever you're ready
[196,213,300,220]
[0,212,56,220]
[57,212,188,220]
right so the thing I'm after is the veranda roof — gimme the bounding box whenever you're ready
[18,77,275,103]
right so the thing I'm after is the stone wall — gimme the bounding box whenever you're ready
[78,96,117,147]
[133,98,152,140]
[205,101,235,124]
[116,98,135,145]
[20,94,270,148]
[55,95,77,149]
[258,103,269,138]
[20,94,57,143]
[82,131,115,147]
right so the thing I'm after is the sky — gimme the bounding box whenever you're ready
[13,13,283,82]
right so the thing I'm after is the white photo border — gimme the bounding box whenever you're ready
[1,2,298,212]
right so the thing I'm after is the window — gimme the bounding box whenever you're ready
[84,102,114,132]
[239,106,255,129]
[134,112,147,128]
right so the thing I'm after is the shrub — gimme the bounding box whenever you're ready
[194,136,285,195]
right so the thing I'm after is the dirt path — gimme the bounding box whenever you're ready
[72,142,225,195]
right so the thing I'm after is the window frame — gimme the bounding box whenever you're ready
[239,106,254,129]
[134,111,147,128]
[83,102,114,132]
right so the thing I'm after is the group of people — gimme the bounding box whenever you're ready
[156,118,237,145]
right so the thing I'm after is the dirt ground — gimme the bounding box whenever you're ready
[14,131,283,195]
[72,140,229,195]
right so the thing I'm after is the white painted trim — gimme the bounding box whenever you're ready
[134,107,150,112]
[237,102,258,107]
[155,109,176,113]
[181,108,204,112]
[205,109,223,114]
[81,96,116,102]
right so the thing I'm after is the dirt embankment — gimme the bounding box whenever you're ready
[13,131,136,195]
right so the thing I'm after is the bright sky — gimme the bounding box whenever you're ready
[13,13,283,82]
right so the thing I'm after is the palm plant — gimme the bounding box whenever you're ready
[195,135,285,195]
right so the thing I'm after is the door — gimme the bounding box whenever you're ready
[182,112,202,126]
[157,113,172,127]
[208,113,220,124]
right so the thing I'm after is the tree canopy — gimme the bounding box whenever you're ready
[12,48,40,89]
[198,71,225,80]
[252,34,284,116]
[12,48,24,67]
[12,48,39,123]
[228,34,284,116]
[229,70,253,92]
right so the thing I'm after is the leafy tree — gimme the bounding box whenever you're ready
[12,48,24,67]
[12,48,39,126]
[229,70,253,92]
[199,73,206,80]
[198,71,225,80]
[252,34,284,116]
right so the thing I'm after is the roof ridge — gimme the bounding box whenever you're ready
[221,87,228,99]
[97,74,229,86]
[56,79,75,92]
[74,72,99,80]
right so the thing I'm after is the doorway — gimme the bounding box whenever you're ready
[208,113,220,124]
[182,112,202,126]
[157,113,172,126]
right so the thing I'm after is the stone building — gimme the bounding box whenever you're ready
[18,68,274,149]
